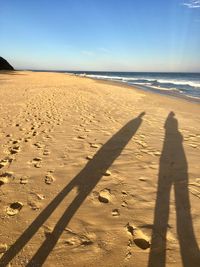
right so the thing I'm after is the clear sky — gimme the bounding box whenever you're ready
[1,0,200,72]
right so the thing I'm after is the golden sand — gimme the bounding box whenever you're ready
[0,71,199,266]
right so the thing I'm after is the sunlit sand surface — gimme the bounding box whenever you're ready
[0,71,199,266]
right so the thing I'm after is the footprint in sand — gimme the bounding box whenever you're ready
[19,127,25,132]
[12,140,20,145]
[62,228,95,247]
[189,143,198,148]
[125,251,132,261]
[149,163,159,170]
[10,145,20,154]
[0,159,9,169]
[6,202,23,216]
[126,223,150,250]
[121,190,128,196]
[0,178,7,187]
[33,157,42,162]
[28,193,44,210]
[43,150,50,156]
[0,243,8,254]
[138,176,148,182]
[102,170,111,176]
[32,131,38,136]
[77,135,87,140]
[0,172,14,178]
[43,225,53,238]
[74,128,81,132]
[28,200,41,210]
[30,156,43,168]
[98,188,111,203]
[45,135,52,139]
[45,174,55,185]
[33,142,44,149]
[121,201,128,208]
[20,176,29,184]
[0,172,14,186]
[90,144,100,148]
[34,163,42,168]
[24,137,31,143]
[36,193,45,200]
[86,155,93,160]
[153,151,161,156]
[112,209,120,216]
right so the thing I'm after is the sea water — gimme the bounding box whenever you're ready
[69,71,200,102]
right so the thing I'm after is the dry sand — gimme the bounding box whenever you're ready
[0,71,199,267]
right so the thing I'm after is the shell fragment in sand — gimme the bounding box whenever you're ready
[45,174,55,185]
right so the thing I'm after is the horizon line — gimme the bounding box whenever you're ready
[15,69,200,74]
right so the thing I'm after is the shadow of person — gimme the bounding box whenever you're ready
[0,112,145,267]
[148,112,200,267]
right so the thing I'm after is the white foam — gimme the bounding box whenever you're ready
[156,79,200,88]
[84,74,200,88]
[85,74,123,80]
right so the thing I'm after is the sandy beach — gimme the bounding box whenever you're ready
[0,71,199,267]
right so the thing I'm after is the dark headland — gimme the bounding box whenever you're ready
[0,57,14,70]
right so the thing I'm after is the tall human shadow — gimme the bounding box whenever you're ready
[0,112,145,267]
[148,112,200,267]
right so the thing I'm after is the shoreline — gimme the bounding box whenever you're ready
[3,69,199,104]
[81,75,200,105]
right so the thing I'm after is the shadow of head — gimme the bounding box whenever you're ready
[169,111,175,117]
[165,111,178,131]
[138,112,146,118]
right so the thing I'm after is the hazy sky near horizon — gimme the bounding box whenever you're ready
[1,0,200,72]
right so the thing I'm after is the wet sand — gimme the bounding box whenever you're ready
[0,71,199,267]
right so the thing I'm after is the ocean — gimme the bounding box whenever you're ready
[67,71,200,102]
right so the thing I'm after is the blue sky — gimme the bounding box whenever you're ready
[0,0,200,71]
